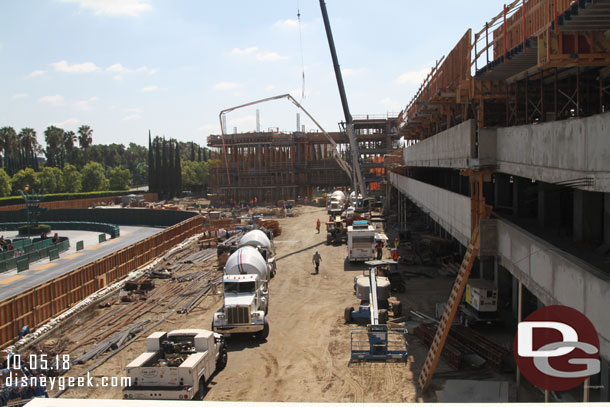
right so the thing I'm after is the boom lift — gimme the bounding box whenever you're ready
[349,266,408,361]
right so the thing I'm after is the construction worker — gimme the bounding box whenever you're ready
[392,248,399,271]
[312,251,322,274]
[376,241,383,260]
[316,218,321,234]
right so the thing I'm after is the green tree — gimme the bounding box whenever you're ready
[81,162,108,192]
[0,168,11,197]
[78,125,93,163]
[0,126,18,175]
[11,168,40,194]
[18,128,39,171]
[44,126,64,168]
[62,164,82,193]
[39,166,64,193]
[108,167,131,191]
[181,160,209,193]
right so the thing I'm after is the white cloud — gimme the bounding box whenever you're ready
[50,118,79,128]
[273,19,302,30]
[214,81,239,90]
[73,97,99,111]
[256,51,286,62]
[198,124,218,133]
[52,60,100,74]
[27,70,46,78]
[60,0,151,17]
[230,46,258,56]
[141,85,159,92]
[341,68,365,77]
[106,63,156,76]
[231,115,256,128]
[126,107,143,114]
[39,95,65,106]
[123,114,141,121]
[12,93,28,99]
[396,68,430,86]
[229,47,287,62]
[380,97,402,111]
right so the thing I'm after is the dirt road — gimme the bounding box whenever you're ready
[61,206,457,402]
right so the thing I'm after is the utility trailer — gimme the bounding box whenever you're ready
[123,329,227,400]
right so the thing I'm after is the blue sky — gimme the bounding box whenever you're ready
[1,0,507,148]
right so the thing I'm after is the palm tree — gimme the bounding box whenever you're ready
[44,126,64,168]
[18,128,38,170]
[78,125,93,164]
[0,127,18,175]
[63,130,77,166]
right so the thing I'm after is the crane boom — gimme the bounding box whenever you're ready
[319,0,366,198]
[218,93,353,186]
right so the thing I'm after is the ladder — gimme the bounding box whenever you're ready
[417,226,481,391]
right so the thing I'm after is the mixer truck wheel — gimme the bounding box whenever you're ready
[216,347,228,371]
[255,321,269,340]
[344,306,354,323]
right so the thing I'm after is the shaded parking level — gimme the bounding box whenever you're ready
[0,226,163,301]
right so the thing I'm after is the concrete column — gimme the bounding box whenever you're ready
[574,190,584,242]
[605,193,610,245]
[538,184,546,227]
[601,358,609,401]
[479,256,495,280]
[512,275,520,318]
[512,178,520,216]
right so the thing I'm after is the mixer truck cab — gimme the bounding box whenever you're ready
[237,229,277,278]
[212,246,269,340]
[327,190,346,216]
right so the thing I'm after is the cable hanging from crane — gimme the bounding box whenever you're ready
[297,1,306,101]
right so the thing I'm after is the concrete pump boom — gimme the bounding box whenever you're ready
[218,93,353,186]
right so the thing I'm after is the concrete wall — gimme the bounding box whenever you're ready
[497,112,610,192]
[494,219,610,360]
[390,173,471,245]
[403,120,475,169]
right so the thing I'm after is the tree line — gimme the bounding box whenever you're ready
[0,124,216,198]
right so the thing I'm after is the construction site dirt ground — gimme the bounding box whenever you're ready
[53,206,513,402]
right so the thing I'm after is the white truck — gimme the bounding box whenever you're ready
[212,246,269,339]
[238,229,277,278]
[123,329,227,400]
[347,221,376,262]
[327,190,346,216]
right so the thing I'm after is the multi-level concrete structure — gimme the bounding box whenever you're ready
[389,0,610,400]
[207,115,399,204]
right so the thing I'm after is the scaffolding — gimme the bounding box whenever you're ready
[207,114,400,205]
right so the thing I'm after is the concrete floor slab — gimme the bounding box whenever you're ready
[439,380,509,402]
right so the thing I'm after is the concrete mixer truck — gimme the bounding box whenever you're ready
[327,190,346,216]
[212,246,269,340]
[238,229,277,278]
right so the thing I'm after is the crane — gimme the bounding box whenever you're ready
[319,0,367,199]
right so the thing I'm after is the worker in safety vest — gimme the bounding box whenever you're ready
[316,219,321,234]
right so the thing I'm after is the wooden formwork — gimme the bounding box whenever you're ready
[0,193,158,212]
[0,214,203,350]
